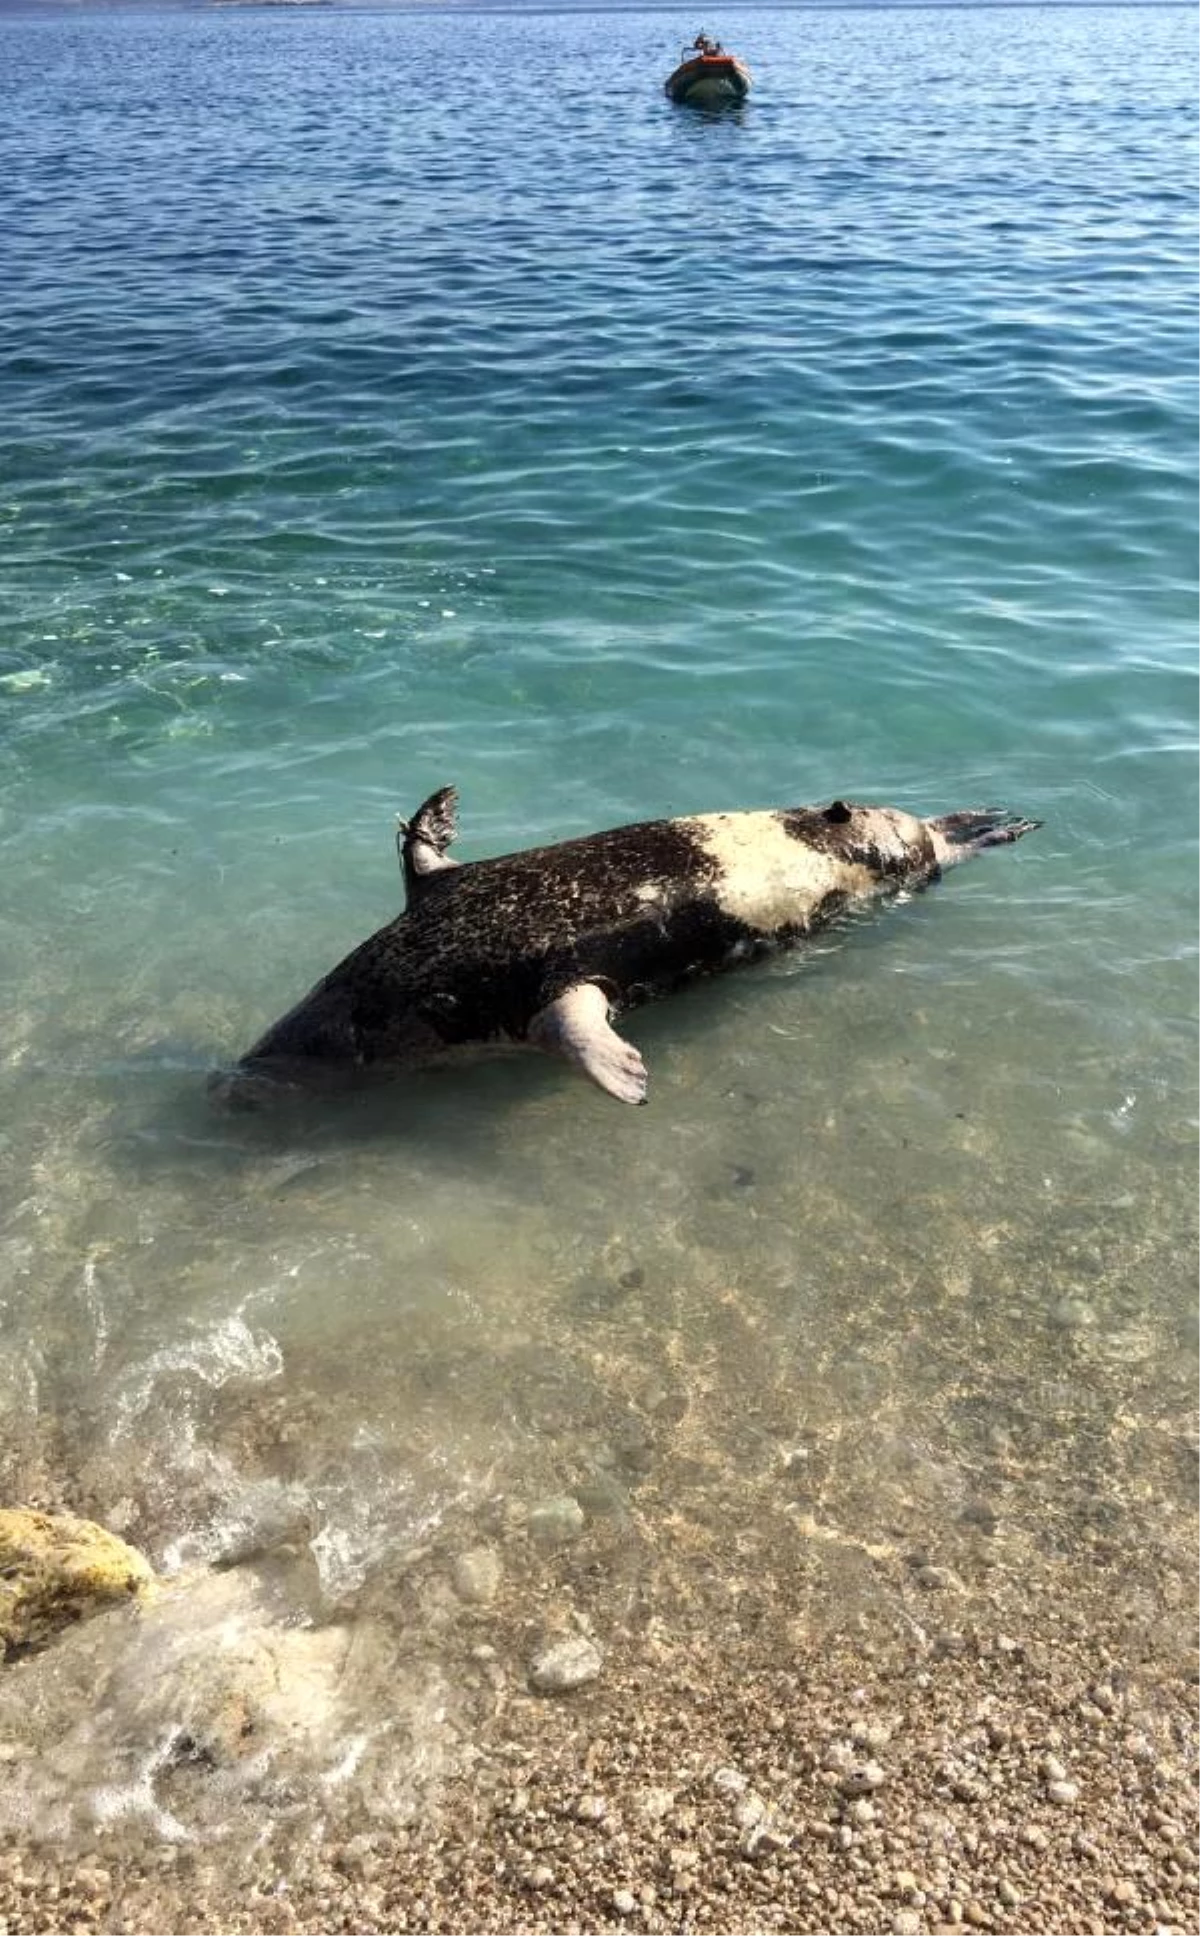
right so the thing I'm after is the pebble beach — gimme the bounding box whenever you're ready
[2,1194,1195,1935]
[3,1620,1197,1936]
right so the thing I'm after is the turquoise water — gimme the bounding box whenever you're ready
[1,0,1197,1845]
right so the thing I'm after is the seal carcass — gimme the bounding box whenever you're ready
[222,787,1039,1106]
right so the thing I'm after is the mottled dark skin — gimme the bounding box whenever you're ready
[781,802,931,879]
[221,793,1038,1104]
[240,819,744,1073]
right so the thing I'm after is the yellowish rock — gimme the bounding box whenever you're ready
[0,1508,156,1656]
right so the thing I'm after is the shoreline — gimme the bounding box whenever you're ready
[1,1603,1196,1935]
[1,1178,1196,1936]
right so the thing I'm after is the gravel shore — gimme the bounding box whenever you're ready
[1,1600,1196,1936]
[1,1140,1195,1934]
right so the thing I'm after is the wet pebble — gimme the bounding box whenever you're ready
[952,1776,990,1803]
[1047,1778,1081,1806]
[574,1477,627,1518]
[1049,1295,1095,1330]
[733,1793,766,1832]
[839,1760,887,1796]
[451,1545,502,1605]
[850,1720,893,1752]
[959,1499,999,1535]
[529,1635,603,1693]
[527,1496,585,1549]
[609,1421,655,1478]
[914,1564,957,1591]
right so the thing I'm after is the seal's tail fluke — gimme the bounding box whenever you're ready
[928,807,1042,864]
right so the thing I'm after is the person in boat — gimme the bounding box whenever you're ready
[691,32,725,56]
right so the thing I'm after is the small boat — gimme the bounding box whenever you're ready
[664,33,751,108]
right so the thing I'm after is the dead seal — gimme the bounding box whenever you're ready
[217,787,1039,1108]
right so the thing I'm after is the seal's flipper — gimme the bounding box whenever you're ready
[528,982,648,1107]
[397,785,460,900]
[927,806,1042,867]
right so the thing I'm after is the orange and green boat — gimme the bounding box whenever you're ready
[665,34,752,107]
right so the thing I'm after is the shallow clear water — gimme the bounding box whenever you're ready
[0,0,1196,1849]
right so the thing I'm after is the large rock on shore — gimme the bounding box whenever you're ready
[0,1560,460,1842]
[0,1509,156,1656]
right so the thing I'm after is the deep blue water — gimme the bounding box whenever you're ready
[0,0,1196,1839]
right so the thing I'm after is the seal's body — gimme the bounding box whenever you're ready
[224,789,1039,1106]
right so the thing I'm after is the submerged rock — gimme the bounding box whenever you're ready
[527,1496,585,1549]
[0,1508,156,1656]
[451,1545,502,1604]
[100,1567,355,1770]
[529,1635,602,1693]
[0,1563,414,1843]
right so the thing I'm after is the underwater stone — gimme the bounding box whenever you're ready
[528,1635,602,1693]
[0,1508,156,1656]
[1049,1295,1095,1330]
[451,1546,502,1605]
[527,1496,585,1548]
[574,1476,628,1518]
[104,1566,355,1773]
